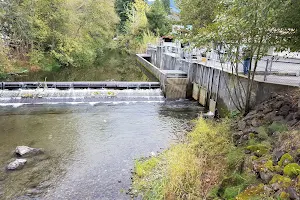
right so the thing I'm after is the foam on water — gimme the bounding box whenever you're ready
[0,88,165,106]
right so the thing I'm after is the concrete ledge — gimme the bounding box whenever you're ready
[136,54,189,100]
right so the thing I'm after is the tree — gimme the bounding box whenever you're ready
[178,0,218,28]
[185,0,293,114]
[276,0,300,51]
[161,0,170,14]
[0,0,118,69]
[146,0,171,36]
[115,0,133,33]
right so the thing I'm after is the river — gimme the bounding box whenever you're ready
[0,52,203,199]
[0,98,203,200]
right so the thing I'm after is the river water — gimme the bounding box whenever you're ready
[0,98,203,199]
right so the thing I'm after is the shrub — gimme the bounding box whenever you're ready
[268,122,288,134]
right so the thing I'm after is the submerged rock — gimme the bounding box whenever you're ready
[7,159,27,170]
[15,146,43,157]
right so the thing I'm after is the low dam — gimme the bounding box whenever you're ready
[0,74,204,199]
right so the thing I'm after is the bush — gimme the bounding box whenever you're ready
[268,122,288,134]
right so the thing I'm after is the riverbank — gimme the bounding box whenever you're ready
[131,92,300,199]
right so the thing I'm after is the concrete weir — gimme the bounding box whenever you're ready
[136,54,189,99]
[0,81,161,90]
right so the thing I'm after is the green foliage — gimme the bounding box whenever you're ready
[0,40,11,73]
[257,126,269,141]
[218,173,258,200]
[226,148,245,171]
[236,184,272,200]
[269,174,292,188]
[283,163,300,178]
[135,157,160,178]
[268,122,288,134]
[161,0,170,14]
[229,110,241,119]
[280,191,290,199]
[246,144,270,157]
[278,153,294,167]
[115,0,134,33]
[146,0,171,36]
[178,0,299,113]
[179,0,218,28]
[0,0,118,71]
[133,118,235,199]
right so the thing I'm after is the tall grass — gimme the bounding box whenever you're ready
[133,118,236,199]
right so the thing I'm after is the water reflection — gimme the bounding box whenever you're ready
[0,101,203,199]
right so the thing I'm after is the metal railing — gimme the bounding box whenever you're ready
[148,43,300,87]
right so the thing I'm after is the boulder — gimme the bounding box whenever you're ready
[273,101,284,109]
[263,107,273,114]
[265,111,277,122]
[278,105,291,117]
[238,121,247,131]
[243,111,257,121]
[259,171,273,183]
[271,183,281,191]
[285,113,294,121]
[273,115,284,122]
[286,187,299,200]
[251,119,260,127]
[273,150,285,164]
[7,159,27,170]
[294,111,300,120]
[287,119,298,127]
[15,146,43,157]
[243,127,258,134]
[232,131,244,142]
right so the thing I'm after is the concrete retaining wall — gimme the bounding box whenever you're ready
[136,54,189,100]
[146,48,298,114]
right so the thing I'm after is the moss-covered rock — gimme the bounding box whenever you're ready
[235,184,264,200]
[269,174,292,188]
[278,153,294,167]
[283,163,300,177]
[246,144,269,157]
[279,191,290,199]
